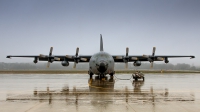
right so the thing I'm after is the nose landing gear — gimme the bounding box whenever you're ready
[109,71,115,77]
[99,73,105,79]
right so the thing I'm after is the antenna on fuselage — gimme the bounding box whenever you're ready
[100,34,103,51]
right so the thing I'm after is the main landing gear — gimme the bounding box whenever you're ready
[88,71,115,80]
[88,71,94,79]
[109,71,115,78]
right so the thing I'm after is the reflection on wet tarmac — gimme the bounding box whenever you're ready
[132,80,144,93]
[6,75,195,104]
[1,74,199,112]
[88,76,115,92]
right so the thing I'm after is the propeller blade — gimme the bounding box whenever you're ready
[47,62,50,68]
[131,57,138,60]
[39,54,47,58]
[54,57,60,61]
[49,47,53,56]
[152,47,156,56]
[66,55,73,59]
[75,47,79,56]
[80,58,87,61]
[148,58,153,62]
[125,63,128,69]
[73,62,76,68]
[151,62,153,68]
[116,56,123,59]
[126,47,129,56]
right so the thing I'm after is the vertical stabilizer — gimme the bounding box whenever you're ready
[100,34,103,51]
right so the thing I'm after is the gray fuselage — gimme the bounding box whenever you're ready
[89,51,114,75]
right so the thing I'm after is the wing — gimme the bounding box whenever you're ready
[112,47,195,63]
[6,47,93,68]
[6,47,92,63]
[6,55,92,62]
[112,55,195,62]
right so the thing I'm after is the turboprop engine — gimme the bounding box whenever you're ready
[33,57,38,64]
[165,57,169,63]
[62,61,69,66]
[133,61,141,66]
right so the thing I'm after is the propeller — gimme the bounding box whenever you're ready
[143,47,156,68]
[115,47,138,69]
[124,47,129,69]
[66,47,87,68]
[39,47,60,68]
[47,47,53,68]
[73,47,79,68]
[123,47,138,68]
[151,47,156,68]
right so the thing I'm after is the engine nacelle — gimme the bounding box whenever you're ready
[165,57,169,63]
[62,61,69,66]
[33,57,38,63]
[133,61,141,66]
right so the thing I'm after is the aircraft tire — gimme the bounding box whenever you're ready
[88,71,93,76]
[135,78,138,81]
[109,73,114,76]
[90,75,93,79]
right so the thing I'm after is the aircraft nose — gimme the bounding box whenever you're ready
[97,62,108,73]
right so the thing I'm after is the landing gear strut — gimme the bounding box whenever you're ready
[109,71,115,78]
[88,71,93,79]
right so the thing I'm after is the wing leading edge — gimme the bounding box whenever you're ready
[112,47,195,63]
[7,55,92,62]
[112,55,195,62]
[7,55,194,62]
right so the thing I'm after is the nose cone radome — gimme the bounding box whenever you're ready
[97,62,108,73]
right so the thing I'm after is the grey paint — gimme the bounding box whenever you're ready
[6,35,194,76]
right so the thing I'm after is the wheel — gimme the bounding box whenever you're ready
[88,71,93,76]
[135,78,138,81]
[143,77,145,81]
[88,71,93,79]
[90,75,93,79]
[109,73,113,76]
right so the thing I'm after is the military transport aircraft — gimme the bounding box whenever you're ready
[7,34,195,78]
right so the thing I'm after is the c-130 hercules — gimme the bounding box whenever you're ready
[7,34,195,78]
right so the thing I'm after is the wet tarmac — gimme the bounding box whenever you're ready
[0,73,200,112]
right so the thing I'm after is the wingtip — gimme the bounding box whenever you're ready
[6,55,11,58]
[190,56,195,59]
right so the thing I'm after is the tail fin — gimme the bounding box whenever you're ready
[100,34,103,51]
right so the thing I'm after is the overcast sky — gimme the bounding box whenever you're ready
[0,0,200,66]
